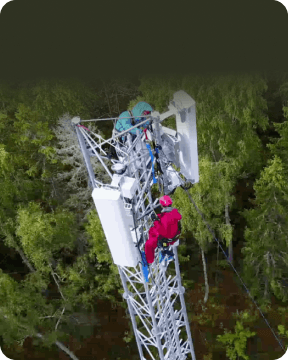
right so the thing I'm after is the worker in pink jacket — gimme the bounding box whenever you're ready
[145,195,182,264]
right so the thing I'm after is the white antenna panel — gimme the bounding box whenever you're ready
[169,90,199,184]
[92,188,140,267]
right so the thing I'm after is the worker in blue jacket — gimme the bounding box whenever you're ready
[115,102,153,143]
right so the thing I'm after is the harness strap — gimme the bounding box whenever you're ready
[157,233,180,248]
[161,206,173,213]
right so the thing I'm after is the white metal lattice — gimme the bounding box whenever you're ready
[73,91,198,360]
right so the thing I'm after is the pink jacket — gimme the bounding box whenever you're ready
[144,209,182,264]
[155,209,182,239]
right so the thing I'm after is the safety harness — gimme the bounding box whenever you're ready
[156,206,181,249]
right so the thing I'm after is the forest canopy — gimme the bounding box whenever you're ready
[0,74,288,359]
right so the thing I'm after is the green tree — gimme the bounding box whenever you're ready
[0,140,45,271]
[15,201,77,272]
[0,269,80,359]
[172,157,236,302]
[15,79,99,123]
[278,323,288,350]
[217,320,256,360]
[0,80,100,265]
[242,126,288,302]
[0,200,106,356]
[84,209,123,302]
[0,79,142,359]
[14,198,107,309]
[52,113,110,218]
[0,102,57,210]
[0,269,51,346]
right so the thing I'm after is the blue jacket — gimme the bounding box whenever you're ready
[115,102,153,137]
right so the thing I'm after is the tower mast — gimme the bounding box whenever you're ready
[72,91,198,360]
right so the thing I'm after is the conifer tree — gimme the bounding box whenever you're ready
[242,87,288,302]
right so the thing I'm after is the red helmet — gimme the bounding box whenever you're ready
[142,110,151,116]
[159,195,173,207]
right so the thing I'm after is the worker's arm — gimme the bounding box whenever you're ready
[173,209,182,221]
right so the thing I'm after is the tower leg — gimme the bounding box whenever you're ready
[172,241,197,360]
[118,266,146,360]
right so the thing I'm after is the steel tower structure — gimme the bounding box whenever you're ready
[72,91,199,360]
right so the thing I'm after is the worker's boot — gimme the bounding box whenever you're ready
[163,249,174,260]
[159,249,174,263]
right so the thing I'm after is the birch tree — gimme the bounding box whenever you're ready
[0,269,80,360]
[0,199,106,354]
[172,157,236,303]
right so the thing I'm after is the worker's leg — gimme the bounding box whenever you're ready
[131,133,137,142]
[145,236,159,264]
[165,249,174,258]
[107,143,118,160]
[162,248,174,257]
[120,135,126,144]
[159,248,174,264]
